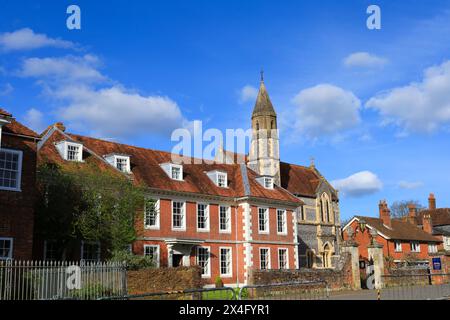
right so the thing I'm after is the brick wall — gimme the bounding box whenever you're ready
[0,134,37,260]
[248,252,353,291]
[127,267,202,295]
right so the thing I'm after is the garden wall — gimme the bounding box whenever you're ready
[248,252,354,291]
[127,267,202,295]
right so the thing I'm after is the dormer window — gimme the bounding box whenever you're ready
[104,154,131,173]
[55,141,83,162]
[171,165,182,180]
[160,163,183,181]
[206,170,228,188]
[217,172,227,187]
[264,177,273,189]
[256,176,274,189]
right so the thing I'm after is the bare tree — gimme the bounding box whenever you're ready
[390,200,425,219]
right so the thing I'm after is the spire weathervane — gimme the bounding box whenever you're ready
[260,69,264,82]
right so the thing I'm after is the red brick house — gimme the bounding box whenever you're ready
[406,194,450,253]
[0,108,39,260]
[342,200,442,268]
[37,124,303,286]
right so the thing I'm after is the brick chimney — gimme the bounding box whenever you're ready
[428,193,436,210]
[407,203,417,224]
[379,200,391,228]
[54,122,66,132]
[422,213,433,234]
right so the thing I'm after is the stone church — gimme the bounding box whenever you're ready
[219,75,342,269]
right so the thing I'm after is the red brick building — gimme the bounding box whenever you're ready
[406,194,450,253]
[37,124,302,286]
[342,200,442,268]
[0,109,39,260]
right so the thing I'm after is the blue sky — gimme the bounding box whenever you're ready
[1,0,450,220]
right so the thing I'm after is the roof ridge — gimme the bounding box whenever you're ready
[68,132,241,167]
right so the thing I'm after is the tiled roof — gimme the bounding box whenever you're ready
[355,216,441,242]
[280,162,321,198]
[38,129,303,205]
[0,108,12,117]
[0,108,39,138]
[416,208,450,227]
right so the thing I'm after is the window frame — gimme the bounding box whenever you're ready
[0,148,23,192]
[219,247,233,277]
[219,205,231,233]
[144,198,160,230]
[428,243,437,254]
[80,240,101,262]
[170,164,183,181]
[196,203,210,232]
[259,247,271,270]
[258,207,270,234]
[171,200,186,231]
[65,141,83,162]
[0,237,13,260]
[410,242,421,253]
[197,246,211,278]
[264,177,274,189]
[278,248,289,270]
[394,241,402,252]
[276,209,287,235]
[115,155,131,173]
[217,172,228,188]
[143,244,160,268]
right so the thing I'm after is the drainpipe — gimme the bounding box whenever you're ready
[235,206,239,287]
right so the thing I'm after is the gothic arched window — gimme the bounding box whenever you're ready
[320,193,331,223]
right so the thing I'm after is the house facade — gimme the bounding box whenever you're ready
[342,200,442,268]
[37,121,302,286]
[0,109,39,260]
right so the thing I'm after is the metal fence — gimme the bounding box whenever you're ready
[99,287,237,300]
[380,273,450,300]
[0,260,127,300]
[238,280,329,300]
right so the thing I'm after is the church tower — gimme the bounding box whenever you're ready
[248,72,281,185]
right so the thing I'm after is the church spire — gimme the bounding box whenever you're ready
[252,72,277,119]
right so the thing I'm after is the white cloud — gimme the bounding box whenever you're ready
[398,181,424,190]
[0,83,13,96]
[239,85,258,103]
[331,171,383,197]
[54,85,185,138]
[291,84,361,139]
[343,52,388,68]
[24,108,46,133]
[366,60,450,133]
[19,55,105,83]
[0,28,74,52]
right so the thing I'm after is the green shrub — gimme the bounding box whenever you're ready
[70,283,115,300]
[109,250,155,270]
[215,276,224,288]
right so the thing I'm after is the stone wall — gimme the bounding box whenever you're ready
[127,267,203,295]
[248,252,353,291]
[384,267,430,287]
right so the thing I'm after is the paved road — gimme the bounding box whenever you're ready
[329,290,378,300]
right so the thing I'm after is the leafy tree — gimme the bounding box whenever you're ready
[390,200,425,219]
[35,162,146,259]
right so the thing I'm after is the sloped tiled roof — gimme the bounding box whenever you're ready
[355,216,441,242]
[38,128,302,205]
[0,108,39,138]
[280,162,322,198]
[416,208,450,227]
